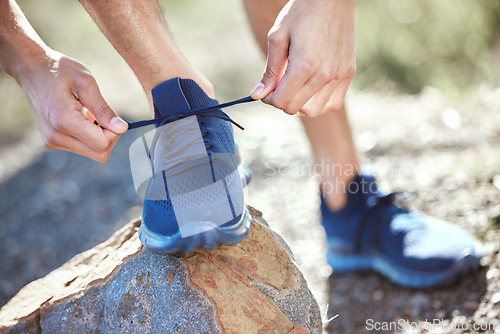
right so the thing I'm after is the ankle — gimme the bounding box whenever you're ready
[321,190,347,212]
[320,173,360,212]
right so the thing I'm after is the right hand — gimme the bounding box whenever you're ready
[250,0,356,117]
[18,50,128,162]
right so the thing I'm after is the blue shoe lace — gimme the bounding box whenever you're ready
[128,95,255,178]
[126,95,254,130]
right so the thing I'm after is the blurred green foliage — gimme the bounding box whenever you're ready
[354,0,500,94]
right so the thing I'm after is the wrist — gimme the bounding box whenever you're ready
[8,45,54,84]
[332,0,356,11]
[0,0,53,83]
[331,0,356,5]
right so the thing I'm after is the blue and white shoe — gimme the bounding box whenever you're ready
[138,77,252,253]
[321,173,483,288]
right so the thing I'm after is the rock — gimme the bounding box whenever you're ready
[0,207,322,334]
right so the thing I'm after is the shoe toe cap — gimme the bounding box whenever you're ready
[392,212,483,270]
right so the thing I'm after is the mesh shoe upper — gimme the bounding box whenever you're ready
[142,77,244,238]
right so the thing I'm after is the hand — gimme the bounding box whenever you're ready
[250,0,356,117]
[18,50,128,162]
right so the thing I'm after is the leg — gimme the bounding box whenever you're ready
[79,0,250,253]
[243,0,359,211]
[244,0,483,288]
[79,0,214,114]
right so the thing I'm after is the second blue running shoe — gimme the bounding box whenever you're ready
[321,173,483,288]
[139,77,252,253]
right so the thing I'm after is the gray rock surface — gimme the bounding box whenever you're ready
[0,207,322,334]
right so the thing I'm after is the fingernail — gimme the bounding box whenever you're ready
[298,112,306,117]
[250,82,265,98]
[110,116,128,133]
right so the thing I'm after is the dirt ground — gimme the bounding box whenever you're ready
[0,86,499,333]
[234,87,500,334]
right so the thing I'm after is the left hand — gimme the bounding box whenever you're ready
[250,0,356,117]
[19,51,128,162]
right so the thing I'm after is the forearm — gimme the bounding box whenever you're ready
[245,0,356,50]
[78,0,212,99]
[0,0,50,83]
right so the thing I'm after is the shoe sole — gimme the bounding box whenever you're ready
[139,207,252,253]
[327,243,483,288]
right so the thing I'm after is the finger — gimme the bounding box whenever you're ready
[250,29,289,100]
[75,76,128,134]
[262,63,309,114]
[284,72,336,115]
[324,78,351,112]
[264,44,319,114]
[44,130,113,162]
[300,80,338,117]
[82,106,121,150]
[52,104,119,154]
[101,127,121,153]
[82,107,97,123]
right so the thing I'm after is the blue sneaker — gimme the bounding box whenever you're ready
[321,173,483,288]
[138,77,252,253]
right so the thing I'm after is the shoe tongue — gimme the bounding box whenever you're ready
[152,77,218,119]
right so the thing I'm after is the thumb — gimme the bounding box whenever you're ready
[78,78,128,134]
[251,31,289,100]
